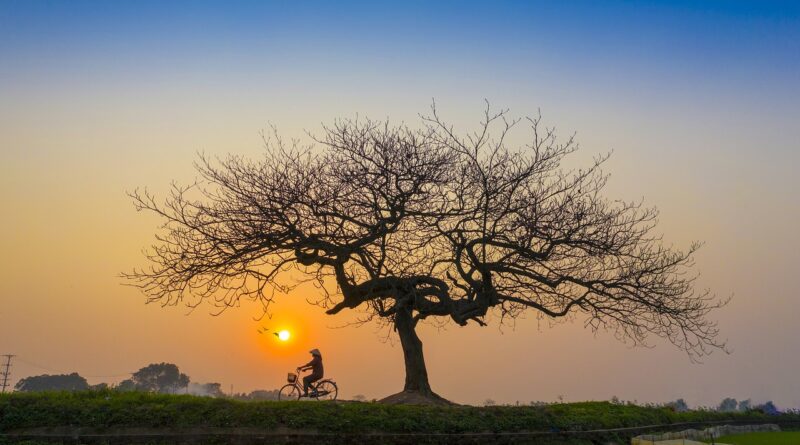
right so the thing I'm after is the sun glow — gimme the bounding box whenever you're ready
[277,330,291,341]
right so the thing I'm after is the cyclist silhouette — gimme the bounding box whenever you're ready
[297,348,324,396]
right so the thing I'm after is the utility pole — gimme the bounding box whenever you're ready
[0,355,14,393]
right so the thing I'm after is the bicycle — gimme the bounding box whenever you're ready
[278,368,338,401]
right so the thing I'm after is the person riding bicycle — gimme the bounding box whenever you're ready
[298,348,324,397]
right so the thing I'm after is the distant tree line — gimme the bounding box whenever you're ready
[13,362,279,399]
[714,397,780,415]
[662,397,780,415]
[606,396,784,415]
[13,373,101,392]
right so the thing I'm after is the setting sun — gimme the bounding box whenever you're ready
[277,330,290,341]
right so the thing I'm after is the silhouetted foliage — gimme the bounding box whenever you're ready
[755,401,780,415]
[666,398,689,412]
[737,399,751,411]
[125,103,726,399]
[14,372,89,392]
[717,397,738,412]
[115,378,137,391]
[125,363,190,393]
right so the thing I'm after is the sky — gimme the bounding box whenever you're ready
[1,0,799,407]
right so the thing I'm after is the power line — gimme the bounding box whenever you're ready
[0,354,14,393]
[13,357,131,379]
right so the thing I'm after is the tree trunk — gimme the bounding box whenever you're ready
[378,307,453,405]
[394,306,432,394]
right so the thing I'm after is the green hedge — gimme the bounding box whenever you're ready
[0,391,797,434]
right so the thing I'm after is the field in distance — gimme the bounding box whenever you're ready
[705,431,800,445]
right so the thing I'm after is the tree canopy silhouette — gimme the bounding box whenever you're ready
[125,103,725,402]
[15,373,89,392]
[118,363,190,394]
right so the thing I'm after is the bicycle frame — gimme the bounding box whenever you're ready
[279,368,338,401]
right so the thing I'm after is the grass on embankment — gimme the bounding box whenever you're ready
[1,391,797,434]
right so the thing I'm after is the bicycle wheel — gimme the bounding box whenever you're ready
[278,383,301,400]
[313,380,338,401]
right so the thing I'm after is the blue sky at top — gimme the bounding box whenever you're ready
[2,1,798,91]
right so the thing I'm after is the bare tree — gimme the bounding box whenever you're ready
[124,104,725,403]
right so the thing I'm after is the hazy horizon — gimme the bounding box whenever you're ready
[1,0,799,407]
